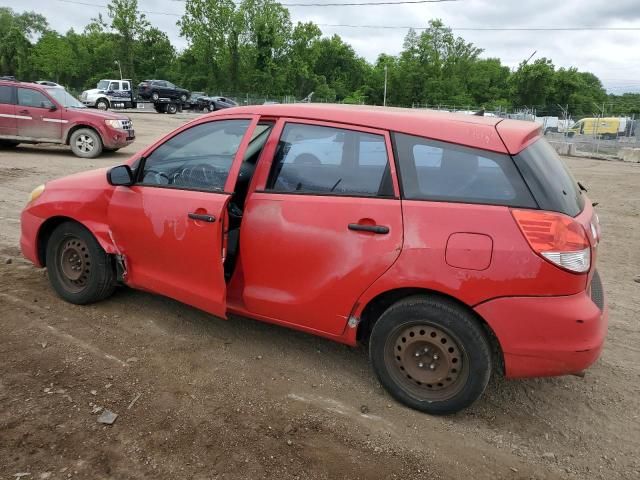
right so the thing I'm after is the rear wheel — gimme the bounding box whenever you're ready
[46,222,115,304]
[180,93,188,103]
[166,103,178,115]
[151,91,160,101]
[207,103,215,112]
[70,128,103,158]
[369,295,492,415]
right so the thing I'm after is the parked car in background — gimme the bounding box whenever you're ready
[80,79,136,110]
[19,104,606,414]
[0,78,134,158]
[137,80,190,103]
[35,80,62,87]
[188,93,238,112]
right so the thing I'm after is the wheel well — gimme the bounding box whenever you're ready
[357,288,505,375]
[96,97,110,106]
[65,125,100,145]
[37,216,77,266]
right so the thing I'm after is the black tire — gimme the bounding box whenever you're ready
[207,102,215,112]
[0,140,19,148]
[180,93,188,103]
[95,98,109,110]
[46,221,115,305]
[166,103,178,115]
[70,128,103,158]
[151,91,160,101]
[369,295,492,415]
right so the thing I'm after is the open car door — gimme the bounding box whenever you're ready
[107,115,258,318]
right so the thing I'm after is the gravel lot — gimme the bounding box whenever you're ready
[1,112,639,480]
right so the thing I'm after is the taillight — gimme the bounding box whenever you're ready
[511,209,591,273]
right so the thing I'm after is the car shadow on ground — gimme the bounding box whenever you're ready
[98,284,598,440]
[6,145,132,159]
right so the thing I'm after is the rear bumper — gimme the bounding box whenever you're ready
[475,287,608,378]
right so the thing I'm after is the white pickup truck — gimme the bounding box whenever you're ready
[80,79,136,110]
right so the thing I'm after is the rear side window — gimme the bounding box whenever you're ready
[266,123,393,197]
[17,88,53,109]
[0,85,13,104]
[393,133,536,208]
[513,138,585,217]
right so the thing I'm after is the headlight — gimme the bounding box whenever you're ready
[105,119,123,129]
[28,184,45,203]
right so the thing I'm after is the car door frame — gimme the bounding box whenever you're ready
[15,86,63,142]
[228,116,404,340]
[109,113,261,319]
[0,84,18,138]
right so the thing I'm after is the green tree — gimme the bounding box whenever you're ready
[510,57,556,108]
[31,31,76,84]
[107,0,150,79]
[0,7,48,78]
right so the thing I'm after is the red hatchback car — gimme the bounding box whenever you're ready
[0,78,134,158]
[20,105,607,414]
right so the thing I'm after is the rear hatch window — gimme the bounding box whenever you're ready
[512,138,585,217]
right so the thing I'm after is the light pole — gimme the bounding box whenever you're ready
[114,60,122,80]
[383,65,388,107]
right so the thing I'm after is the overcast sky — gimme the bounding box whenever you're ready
[3,0,639,93]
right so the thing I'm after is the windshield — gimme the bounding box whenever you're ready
[97,80,110,90]
[513,138,585,217]
[46,88,86,108]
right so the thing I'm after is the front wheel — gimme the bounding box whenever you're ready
[166,103,178,114]
[95,98,109,110]
[369,296,492,415]
[180,94,188,103]
[46,222,115,304]
[151,91,160,101]
[207,103,215,112]
[70,128,103,158]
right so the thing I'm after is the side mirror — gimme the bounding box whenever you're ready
[107,165,134,186]
[48,104,57,111]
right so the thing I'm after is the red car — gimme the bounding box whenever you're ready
[0,78,135,158]
[19,105,607,414]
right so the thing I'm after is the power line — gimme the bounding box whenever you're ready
[170,0,459,4]
[318,23,640,31]
[52,1,640,31]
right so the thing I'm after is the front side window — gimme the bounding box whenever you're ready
[17,88,54,109]
[140,119,251,191]
[393,133,536,208]
[266,123,392,197]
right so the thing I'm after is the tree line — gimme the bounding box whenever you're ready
[1,1,639,117]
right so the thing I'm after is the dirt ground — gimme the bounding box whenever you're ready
[1,112,639,480]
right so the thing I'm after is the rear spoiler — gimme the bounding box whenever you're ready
[495,119,543,155]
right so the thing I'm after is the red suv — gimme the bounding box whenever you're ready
[19,105,607,414]
[0,78,135,158]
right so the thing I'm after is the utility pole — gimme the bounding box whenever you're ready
[383,65,388,107]
[114,60,122,80]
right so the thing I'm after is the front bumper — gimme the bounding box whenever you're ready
[20,208,45,267]
[475,281,608,378]
[102,125,135,149]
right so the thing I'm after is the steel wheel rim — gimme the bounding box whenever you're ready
[384,322,469,402]
[97,101,107,110]
[57,236,91,293]
[76,134,94,153]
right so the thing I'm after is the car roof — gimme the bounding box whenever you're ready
[214,103,540,154]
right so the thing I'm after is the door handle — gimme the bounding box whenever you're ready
[348,223,389,234]
[18,109,29,114]
[188,212,216,223]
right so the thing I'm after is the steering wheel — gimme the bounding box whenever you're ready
[143,169,170,185]
[173,163,228,188]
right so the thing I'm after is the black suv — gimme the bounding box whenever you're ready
[138,80,190,103]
